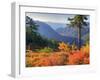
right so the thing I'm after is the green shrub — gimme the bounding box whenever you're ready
[36,47,53,53]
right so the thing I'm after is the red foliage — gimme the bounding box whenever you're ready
[67,51,84,65]
[67,50,90,65]
[83,57,90,64]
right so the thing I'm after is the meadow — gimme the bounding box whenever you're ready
[26,42,89,67]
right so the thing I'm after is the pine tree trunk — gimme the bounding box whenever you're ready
[78,26,81,50]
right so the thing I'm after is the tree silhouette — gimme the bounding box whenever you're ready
[68,15,88,50]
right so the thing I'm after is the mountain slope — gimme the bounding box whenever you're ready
[46,22,89,38]
[55,24,89,38]
[35,21,84,45]
[26,16,84,45]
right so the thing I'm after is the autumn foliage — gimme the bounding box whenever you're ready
[58,42,70,52]
[26,42,90,67]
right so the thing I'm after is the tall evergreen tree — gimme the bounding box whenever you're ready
[68,15,88,50]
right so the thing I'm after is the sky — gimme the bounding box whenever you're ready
[26,12,90,30]
[26,12,76,24]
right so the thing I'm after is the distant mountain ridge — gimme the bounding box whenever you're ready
[35,21,85,45]
[26,16,85,45]
[46,22,89,38]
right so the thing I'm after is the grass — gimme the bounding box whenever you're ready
[35,47,53,53]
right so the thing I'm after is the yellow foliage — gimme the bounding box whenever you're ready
[81,44,89,54]
[58,42,70,52]
[81,44,90,57]
[71,44,77,50]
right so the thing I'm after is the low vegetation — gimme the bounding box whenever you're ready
[26,42,89,67]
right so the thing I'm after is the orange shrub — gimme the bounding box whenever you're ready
[34,57,52,66]
[26,45,90,67]
[67,51,84,65]
[49,53,67,65]
[26,53,41,67]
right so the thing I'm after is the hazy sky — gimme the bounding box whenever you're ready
[26,12,78,24]
[26,12,90,30]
